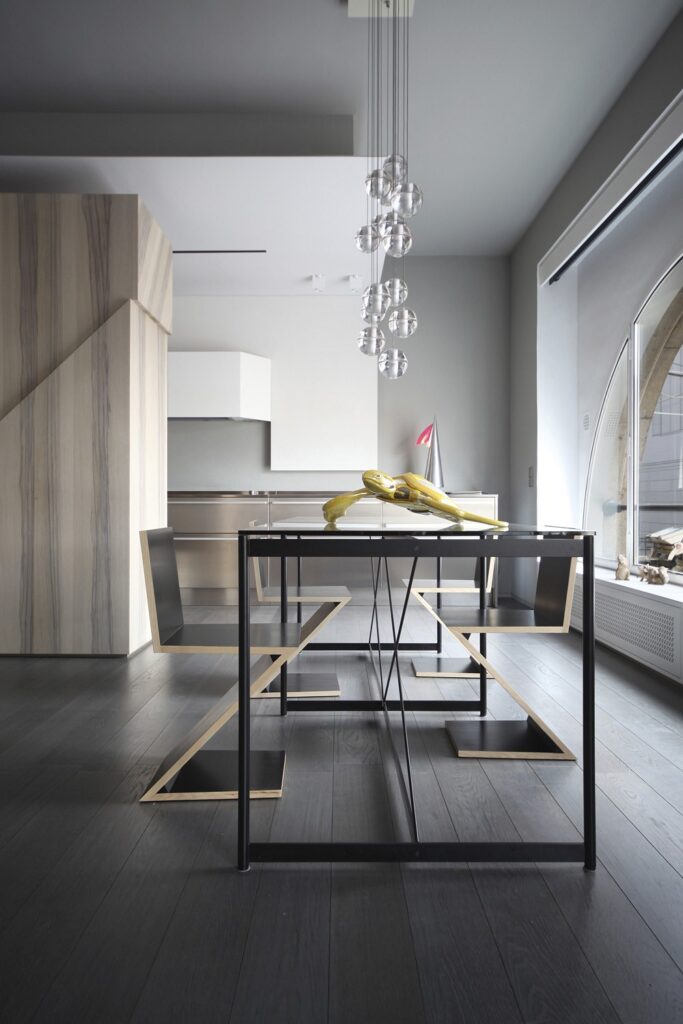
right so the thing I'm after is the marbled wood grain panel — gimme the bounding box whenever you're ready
[128,302,168,654]
[0,194,138,421]
[0,304,132,655]
[137,199,173,335]
[0,194,173,423]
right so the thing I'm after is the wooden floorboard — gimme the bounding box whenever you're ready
[33,801,218,1024]
[0,601,682,1022]
[486,642,683,880]
[131,801,275,1024]
[0,765,156,1022]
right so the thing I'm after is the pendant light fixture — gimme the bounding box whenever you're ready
[355,0,422,379]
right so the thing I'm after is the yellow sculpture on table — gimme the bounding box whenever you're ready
[323,471,508,528]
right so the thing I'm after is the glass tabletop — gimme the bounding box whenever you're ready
[240,517,590,537]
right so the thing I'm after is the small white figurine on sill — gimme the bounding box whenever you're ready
[637,564,669,585]
[615,554,630,581]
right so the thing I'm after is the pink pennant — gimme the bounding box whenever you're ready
[416,423,433,447]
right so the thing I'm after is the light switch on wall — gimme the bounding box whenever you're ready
[528,465,535,488]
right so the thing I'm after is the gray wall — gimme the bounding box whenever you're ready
[168,420,362,493]
[168,255,511,519]
[0,112,353,157]
[379,256,510,516]
[510,9,683,601]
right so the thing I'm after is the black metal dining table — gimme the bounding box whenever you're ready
[237,520,595,872]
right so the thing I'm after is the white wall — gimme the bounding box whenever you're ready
[536,266,578,527]
[169,258,512,506]
[170,294,378,478]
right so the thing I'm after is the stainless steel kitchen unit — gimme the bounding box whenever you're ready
[169,494,268,604]
[168,491,499,604]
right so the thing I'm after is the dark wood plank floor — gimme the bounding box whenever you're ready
[1,598,683,1023]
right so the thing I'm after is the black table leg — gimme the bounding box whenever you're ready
[384,557,419,839]
[369,555,385,695]
[382,557,418,702]
[280,546,288,717]
[479,556,488,717]
[436,555,442,654]
[238,533,250,872]
[583,534,596,870]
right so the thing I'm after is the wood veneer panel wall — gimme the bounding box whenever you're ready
[0,193,171,655]
[0,305,131,653]
[137,198,173,335]
[0,193,172,422]
[129,303,168,654]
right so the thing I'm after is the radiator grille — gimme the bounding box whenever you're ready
[573,583,676,664]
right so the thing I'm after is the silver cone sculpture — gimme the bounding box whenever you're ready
[424,418,445,490]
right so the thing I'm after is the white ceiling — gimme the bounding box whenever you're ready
[0,0,681,254]
[0,155,383,295]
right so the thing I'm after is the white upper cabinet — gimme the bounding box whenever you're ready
[168,351,271,420]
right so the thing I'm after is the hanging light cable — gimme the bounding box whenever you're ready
[355,0,421,378]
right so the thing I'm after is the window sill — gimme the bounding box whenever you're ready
[578,562,683,607]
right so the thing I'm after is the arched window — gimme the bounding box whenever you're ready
[584,342,629,563]
[585,256,683,574]
[636,257,683,568]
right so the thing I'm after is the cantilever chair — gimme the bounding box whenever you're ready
[139,527,301,802]
[412,556,577,760]
[253,556,351,698]
[139,527,350,801]
[407,557,496,678]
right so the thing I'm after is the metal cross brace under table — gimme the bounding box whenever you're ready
[236,524,596,871]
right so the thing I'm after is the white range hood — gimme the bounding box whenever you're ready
[168,350,271,420]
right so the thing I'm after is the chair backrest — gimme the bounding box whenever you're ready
[473,557,495,593]
[140,528,184,647]
[534,557,577,629]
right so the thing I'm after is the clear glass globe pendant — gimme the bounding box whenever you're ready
[377,211,403,238]
[365,168,392,202]
[383,221,412,258]
[361,303,387,325]
[362,282,389,307]
[356,137,423,374]
[383,154,407,190]
[361,283,390,323]
[388,307,417,339]
[358,326,386,356]
[385,278,408,306]
[355,224,379,253]
[378,348,408,379]
[390,182,423,218]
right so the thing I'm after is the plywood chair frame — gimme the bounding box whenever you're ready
[408,558,496,678]
[140,528,299,801]
[139,529,349,800]
[253,555,351,699]
[411,557,578,760]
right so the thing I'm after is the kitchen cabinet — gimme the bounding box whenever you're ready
[168,351,271,420]
[169,495,267,603]
[169,491,499,604]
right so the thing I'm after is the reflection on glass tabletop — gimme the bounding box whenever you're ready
[241,518,589,537]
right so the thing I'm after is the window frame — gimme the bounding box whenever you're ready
[585,254,683,581]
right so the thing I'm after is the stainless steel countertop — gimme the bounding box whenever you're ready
[168,490,484,499]
[169,491,371,499]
